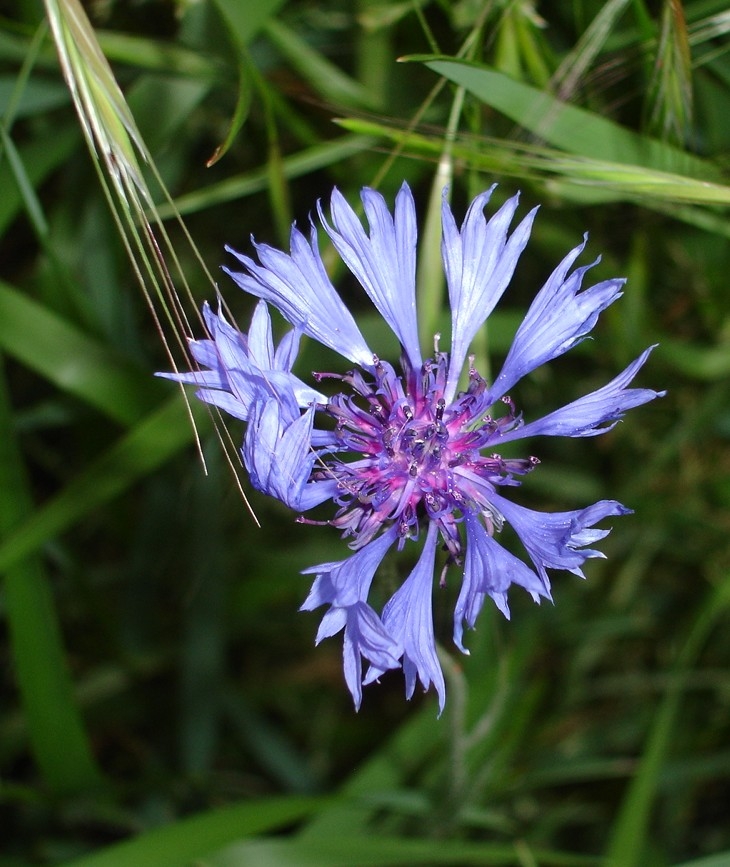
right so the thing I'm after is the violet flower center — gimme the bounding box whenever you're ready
[311,352,539,555]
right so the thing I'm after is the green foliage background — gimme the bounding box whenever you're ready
[1,1,729,865]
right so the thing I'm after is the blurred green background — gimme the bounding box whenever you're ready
[1,1,729,865]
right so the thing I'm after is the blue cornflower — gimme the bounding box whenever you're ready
[161,183,663,712]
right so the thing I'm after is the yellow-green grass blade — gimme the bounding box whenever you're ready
[493,0,551,86]
[0,358,103,794]
[43,0,195,341]
[39,0,268,536]
[336,118,730,208]
[412,56,719,180]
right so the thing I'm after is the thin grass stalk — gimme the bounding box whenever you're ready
[42,0,256,515]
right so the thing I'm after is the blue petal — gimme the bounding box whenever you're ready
[489,239,625,401]
[158,302,324,419]
[441,188,537,401]
[223,224,373,367]
[497,346,665,443]
[342,602,402,709]
[243,399,331,510]
[300,526,399,609]
[300,530,400,709]
[202,299,254,372]
[366,523,445,714]
[192,388,253,420]
[312,602,401,710]
[246,299,275,367]
[454,513,551,652]
[319,183,422,367]
[490,493,631,583]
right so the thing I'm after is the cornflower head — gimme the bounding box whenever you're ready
[161,183,663,713]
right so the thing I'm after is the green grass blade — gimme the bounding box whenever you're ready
[0,19,50,129]
[0,358,103,794]
[0,279,163,425]
[336,117,730,207]
[263,17,380,110]
[550,0,633,101]
[96,30,218,78]
[0,127,48,235]
[299,706,441,839]
[412,56,717,178]
[0,123,79,235]
[209,835,603,867]
[669,853,730,867]
[645,0,694,146]
[63,796,327,867]
[0,396,207,576]
[155,134,375,218]
[205,50,252,167]
[605,577,730,866]
[211,0,287,45]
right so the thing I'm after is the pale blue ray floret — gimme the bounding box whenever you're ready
[160,183,663,713]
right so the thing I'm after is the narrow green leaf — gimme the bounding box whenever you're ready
[0,126,48,235]
[414,56,717,179]
[645,0,694,146]
[669,853,730,867]
[0,396,207,575]
[605,578,730,866]
[206,51,252,167]
[209,835,603,867]
[128,75,213,157]
[551,0,633,101]
[0,358,103,794]
[336,117,730,207]
[97,30,218,78]
[0,279,163,425]
[0,124,79,235]
[211,0,288,46]
[222,689,319,793]
[0,75,69,117]
[299,706,441,839]
[660,337,730,380]
[156,134,375,218]
[64,797,326,867]
[264,17,381,110]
